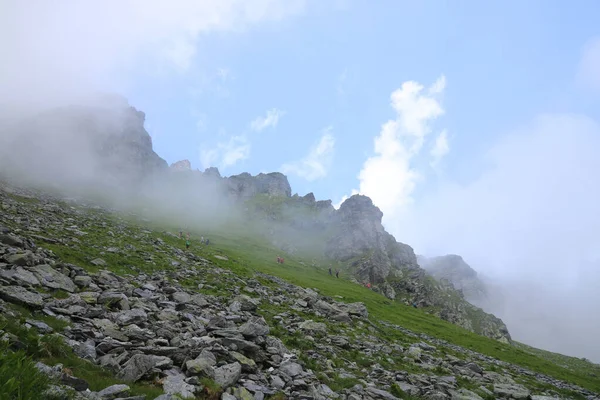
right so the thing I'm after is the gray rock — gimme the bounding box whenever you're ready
[214,362,242,389]
[117,354,170,382]
[98,292,130,310]
[239,316,270,337]
[115,308,148,326]
[5,251,34,266]
[0,266,40,286]
[299,320,327,335]
[493,383,531,399]
[74,275,92,288]
[0,285,43,308]
[230,295,259,312]
[91,258,107,267]
[32,264,76,292]
[279,360,303,377]
[171,291,191,304]
[365,387,400,400]
[97,384,130,399]
[0,233,24,247]
[186,349,216,378]
[449,388,483,400]
[26,319,53,333]
[163,370,196,398]
[271,375,285,389]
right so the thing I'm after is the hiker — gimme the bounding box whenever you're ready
[276,256,281,264]
[201,236,204,243]
[335,269,339,278]
[328,267,332,276]
[412,302,418,309]
[366,283,371,289]
[186,232,190,240]
[185,240,190,250]
[206,238,210,245]
[179,229,183,239]
[281,257,284,264]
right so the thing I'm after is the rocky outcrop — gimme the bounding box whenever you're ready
[0,96,168,190]
[419,254,489,306]
[226,172,292,200]
[323,195,510,342]
[169,159,192,172]
[325,195,418,283]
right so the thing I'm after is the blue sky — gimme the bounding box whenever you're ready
[113,0,600,206]
[4,0,600,359]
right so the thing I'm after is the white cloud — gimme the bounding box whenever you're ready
[577,36,600,91]
[430,129,449,168]
[281,128,336,181]
[0,0,307,105]
[349,76,446,217]
[393,113,600,361]
[250,108,285,132]
[200,135,250,170]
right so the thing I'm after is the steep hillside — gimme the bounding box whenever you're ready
[0,98,512,342]
[1,180,599,400]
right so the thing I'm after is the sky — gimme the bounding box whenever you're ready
[3,0,600,359]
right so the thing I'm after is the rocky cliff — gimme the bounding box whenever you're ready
[0,97,168,190]
[419,255,489,307]
[325,195,418,284]
[0,98,511,343]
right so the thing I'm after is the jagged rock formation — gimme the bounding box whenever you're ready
[0,181,597,400]
[170,159,192,172]
[419,255,489,307]
[0,97,168,190]
[325,195,418,284]
[0,98,511,343]
[322,195,511,343]
[226,172,292,200]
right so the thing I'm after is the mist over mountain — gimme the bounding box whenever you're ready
[1,94,598,362]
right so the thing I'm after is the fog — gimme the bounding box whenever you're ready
[3,1,600,363]
[0,0,307,234]
[392,113,600,361]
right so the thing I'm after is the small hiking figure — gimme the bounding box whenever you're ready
[205,238,209,245]
[201,236,204,243]
[186,232,190,240]
[179,229,183,239]
[335,269,339,278]
[328,267,332,276]
[366,282,372,289]
[185,240,190,250]
[412,302,418,309]
[276,256,281,264]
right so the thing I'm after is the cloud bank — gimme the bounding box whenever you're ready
[0,0,307,106]
[394,113,600,360]
[346,75,448,217]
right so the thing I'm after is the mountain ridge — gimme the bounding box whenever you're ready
[0,98,511,343]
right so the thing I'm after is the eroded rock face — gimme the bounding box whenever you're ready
[226,172,292,200]
[419,254,488,305]
[169,160,192,172]
[326,195,418,283]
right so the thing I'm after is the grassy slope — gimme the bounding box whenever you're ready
[4,192,599,394]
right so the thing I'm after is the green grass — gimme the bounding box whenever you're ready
[0,344,59,400]
[0,314,164,398]
[156,223,600,393]
[6,192,600,395]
